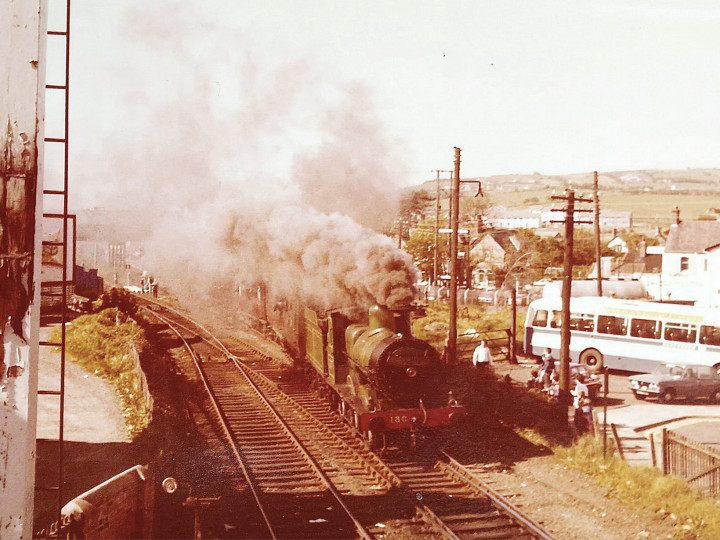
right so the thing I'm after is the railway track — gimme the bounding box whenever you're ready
[139,297,555,539]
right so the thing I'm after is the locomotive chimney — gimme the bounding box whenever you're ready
[369,304,395,332]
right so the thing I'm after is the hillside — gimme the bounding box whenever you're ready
[419,168,720,231]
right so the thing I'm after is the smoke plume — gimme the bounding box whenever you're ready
[75,1,419,312]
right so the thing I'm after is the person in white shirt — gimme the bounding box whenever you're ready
[572,374,591,435]
[472,340,493,376]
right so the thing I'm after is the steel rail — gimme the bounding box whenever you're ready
[226,354,374,540]
[142,296,509,540]
[145,305,373,540]
[144,308,278,540]
[439,451,556,540]
[143,296,537,539]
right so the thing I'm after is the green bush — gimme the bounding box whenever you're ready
[51,308,151,437]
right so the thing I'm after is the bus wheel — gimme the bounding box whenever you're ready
[579,348,603,372]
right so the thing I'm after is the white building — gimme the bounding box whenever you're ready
[660,221,720,305]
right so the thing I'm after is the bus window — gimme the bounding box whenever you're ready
[699,325,720,345]
[570,313,594,332]
[597,315,627,335]
[631,318,661,339]
[550,311,562,328]
[532,310,548,327]
[664,322,697,343]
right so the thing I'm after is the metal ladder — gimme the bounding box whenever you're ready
[36,0,73,536]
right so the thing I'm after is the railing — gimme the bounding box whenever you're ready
[662,428,720,498]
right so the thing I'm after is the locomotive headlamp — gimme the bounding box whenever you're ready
[162,477,178,494]
[406,367,417,377]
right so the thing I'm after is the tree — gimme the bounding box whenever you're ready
[618,230,660,253]
[404,217,450,282]
[385,189,436,245]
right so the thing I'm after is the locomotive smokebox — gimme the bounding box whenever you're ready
[345,304,441,406]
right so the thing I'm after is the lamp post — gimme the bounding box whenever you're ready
[433,169,453,287]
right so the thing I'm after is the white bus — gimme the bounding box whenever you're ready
[524,296,720,373]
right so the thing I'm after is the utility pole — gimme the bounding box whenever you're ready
[433,169,452,287]
[593,171,603,297]
[551,189,592,397]
[447,148,461,364]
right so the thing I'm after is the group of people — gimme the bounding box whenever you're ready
[527,347,594,435]
[140,273,159,298]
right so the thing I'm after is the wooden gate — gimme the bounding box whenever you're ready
[662,429,720,498]
[455,329,512,364]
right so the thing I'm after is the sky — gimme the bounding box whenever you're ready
[37,0,720,306]
[45,0,720,210]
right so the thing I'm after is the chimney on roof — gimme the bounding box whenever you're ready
[673,205,681,225]
[639,240,647,257]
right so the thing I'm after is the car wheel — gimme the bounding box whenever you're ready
[659,388,675,403]
[579,348,603,372]
[710,389,720,403]
[632,390,646,400]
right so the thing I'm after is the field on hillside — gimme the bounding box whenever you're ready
[485,189,719,231]
[429,168,720,232]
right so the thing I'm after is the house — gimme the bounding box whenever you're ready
[469,230,523,287]
[659,221,720,305]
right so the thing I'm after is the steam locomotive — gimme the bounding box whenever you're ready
[267,299,466,449]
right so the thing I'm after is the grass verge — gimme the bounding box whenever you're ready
[51,306,152,438]
[517,428,720,539]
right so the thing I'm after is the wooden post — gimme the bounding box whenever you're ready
[610,423,624,460]
[603,367,608,459]
[594,171,603,296]
[649,432,657,468]
[447,147,461,363]
[510,286,517,363]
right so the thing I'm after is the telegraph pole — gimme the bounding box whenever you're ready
[551,189,592,396]
[594,171,603,296]
[434,170,440,286]
[447,148,461,363]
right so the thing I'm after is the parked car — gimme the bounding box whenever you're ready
[629,363,720,403]
[566,362,603,399]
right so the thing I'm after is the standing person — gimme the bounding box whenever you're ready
[544,372,560,404]
[472,340,493,376]
[540,347,555,388]
[572,374,590,435]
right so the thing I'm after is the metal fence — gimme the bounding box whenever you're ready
[662,428,720,498]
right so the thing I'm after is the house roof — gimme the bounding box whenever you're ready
[664,221,720,253]
[486,230,521,253]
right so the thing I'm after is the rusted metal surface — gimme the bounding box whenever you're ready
[0,1,46,538]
